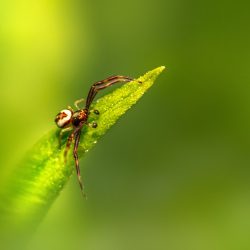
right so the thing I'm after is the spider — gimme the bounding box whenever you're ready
[55,75,136,197]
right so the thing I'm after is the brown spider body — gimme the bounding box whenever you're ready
[55,75,136,197]
[71,109,88,127]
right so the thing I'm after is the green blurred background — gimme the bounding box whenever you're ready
[1,0,250,249]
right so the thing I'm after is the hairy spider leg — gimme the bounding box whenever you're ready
[67,106,74,112]
[63,124,86,197]
[85,75,133,109]
[74,98,85,110]
[73,129,86,198]
[64,131,75,164]
[59,127,73,148]
[89,109,100,115]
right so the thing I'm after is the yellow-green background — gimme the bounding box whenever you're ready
[1,0,250,249]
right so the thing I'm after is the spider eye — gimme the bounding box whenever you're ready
[55,109,72,128]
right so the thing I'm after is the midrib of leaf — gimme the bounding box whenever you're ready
[0,66,165,232]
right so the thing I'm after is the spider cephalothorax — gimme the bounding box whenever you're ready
[55,75,136,197]
[71,109,88,127]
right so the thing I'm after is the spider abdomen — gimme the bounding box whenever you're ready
[55,109,72,128]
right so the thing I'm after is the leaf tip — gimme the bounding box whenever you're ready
[158,65,166,72]
[151,66,166,75]
[137,66,166,85]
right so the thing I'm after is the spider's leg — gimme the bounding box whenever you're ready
[59,127,73,148]
[67,106,74,112]
[89,109,100,115]
[86,121,98,128]
[86,75,134,109]
[74,98,85,110]
[64,131,74,164]
[73,129,86,198]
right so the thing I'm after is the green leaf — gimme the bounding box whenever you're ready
[0,66,165,233]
